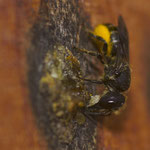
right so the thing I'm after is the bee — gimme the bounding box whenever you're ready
[76,16,131,115]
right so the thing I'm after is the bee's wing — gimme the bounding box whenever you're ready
[117,16,129,62]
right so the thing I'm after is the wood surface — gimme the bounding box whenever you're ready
[0,0,150,150]
[0,1,47,150]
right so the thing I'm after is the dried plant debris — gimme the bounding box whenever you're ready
[39,45,97,150]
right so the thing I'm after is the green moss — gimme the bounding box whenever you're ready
[38,45,99,147]
[40,45,90,119]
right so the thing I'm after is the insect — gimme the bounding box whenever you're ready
[76,16,131,115]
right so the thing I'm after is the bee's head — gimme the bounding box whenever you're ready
[99,91,125,110]
[84,91,125,116]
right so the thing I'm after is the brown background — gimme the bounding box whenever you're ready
[84,0,150,149]
[0,0,150,150]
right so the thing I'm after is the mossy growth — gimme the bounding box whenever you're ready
[40,45,91,120]
[39,45,97,149]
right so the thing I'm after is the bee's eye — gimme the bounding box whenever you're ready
[99,92,125,109]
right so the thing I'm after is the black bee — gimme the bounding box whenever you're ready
[76,16,131,115]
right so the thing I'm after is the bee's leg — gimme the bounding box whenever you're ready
[88,32,106,43]
[79,77,104,84]
[84,110,112,116]
[88,32,108,53]
[74,47,104,64]
[83,113,98,126]
[74,47,100,56]
[84,29,108,50]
